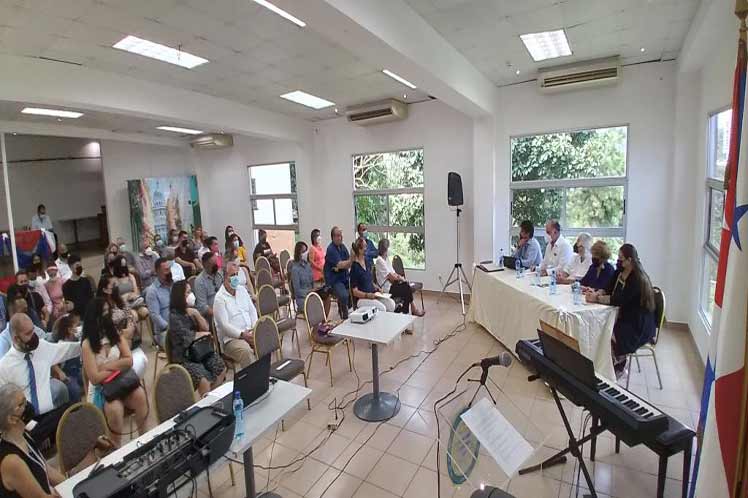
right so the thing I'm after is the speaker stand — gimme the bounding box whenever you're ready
[439,207,471,315]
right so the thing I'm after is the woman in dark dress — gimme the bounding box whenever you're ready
[168,280,226,396]
[580,240,616,291]
[585,243,656,376]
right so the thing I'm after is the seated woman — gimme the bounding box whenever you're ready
[557,232,593,284]
[309,229,326,285]
[97,274,148,378]
[44,265,66,321]
[290,241,331,316]
[349,238,396,313]
[580,241,616,291]
[0,384,66,498]
[168,280,226,396]
[50,313,84,405]
[253,229,281,273]
[585,243,656,376]
[375,239,424,316]
[81,298,148,447]
[226,232,248,265]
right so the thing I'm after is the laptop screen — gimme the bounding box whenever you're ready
[233,353,271,407]
[537,330,598,389]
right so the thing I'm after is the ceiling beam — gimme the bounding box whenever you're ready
[0,55,312,143]
[0,120,185,147]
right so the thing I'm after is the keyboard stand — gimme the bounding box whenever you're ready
[518,387,605,498]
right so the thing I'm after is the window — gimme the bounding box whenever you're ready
[248,162,299,257]
[510,126,628,256]
[353,148,425,269]
[701,108,731,327]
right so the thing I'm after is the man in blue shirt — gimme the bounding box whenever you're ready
[356,223,379,270]
[324,226,353,319]
[146,257,172,345]
[512,220,542,270]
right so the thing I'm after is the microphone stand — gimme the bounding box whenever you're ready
[466,364,500,407]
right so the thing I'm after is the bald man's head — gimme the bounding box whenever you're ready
[10,314,38,352]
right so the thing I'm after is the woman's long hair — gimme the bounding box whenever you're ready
[97,274,125,309]
[170,280,188,313]
[225,232,244,253]
[620,243,655,312]
[82,297,119,354]
[293,241,308,263]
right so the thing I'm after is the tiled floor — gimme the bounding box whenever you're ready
[83,256,704,498]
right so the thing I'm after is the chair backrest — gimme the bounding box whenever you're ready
[255,256,272,274]
[257,284,279,317]
[304,292,326,344]
[371,262,379,286]
[56,402,108,475]
[154,364,196,423]
[164,328,174,363]
[187,275,197,290]
[286,261,296,299]
[392,255,406,277]
[254,316,281,359]
[653,286,666,344]
[279,250,291,274]
[255,268,273,288]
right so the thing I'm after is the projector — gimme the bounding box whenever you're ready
[350,306,378,324]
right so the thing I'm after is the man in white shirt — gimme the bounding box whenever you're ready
[214,260,258,368]
[31,204,54,231]
[55,242,72,281]
[0,314,80,444]
[539,219,574,275]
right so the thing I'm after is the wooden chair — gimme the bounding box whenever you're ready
[153,363,195,423]
[257,284,300,358]
[626,286,666,390]
[392,255,424,309]
[254,316,310,410]
[55,402,108,476]
[304,292,352,387]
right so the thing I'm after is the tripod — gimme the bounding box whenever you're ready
[440,207,471,315]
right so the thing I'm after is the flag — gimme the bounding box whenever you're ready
[691,26,748,498]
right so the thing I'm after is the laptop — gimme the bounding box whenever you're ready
[218,353,271,411]
[537,329,598,390]
[503,256,518,270]
[478,261,504,272]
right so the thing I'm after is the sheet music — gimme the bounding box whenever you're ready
[460,398,533,477]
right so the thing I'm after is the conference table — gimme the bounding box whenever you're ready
[57,379,311,498]
[467,267,618,379]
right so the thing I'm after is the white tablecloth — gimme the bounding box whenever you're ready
[467,268,617,379]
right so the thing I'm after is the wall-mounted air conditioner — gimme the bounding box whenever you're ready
[346,99,408,126]
[538,57,621,93]
[190,133,234,150]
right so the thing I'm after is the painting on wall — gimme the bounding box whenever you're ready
[127,175,201,252]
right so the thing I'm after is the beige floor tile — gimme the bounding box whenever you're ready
[402,467,438,498]
[404,409,438,438]
[332,442,384,480]
[275,457,330,497]
[278,420,327,452]
[386,429,434,465]
[352,482,401,498]
[366,453,419,496]
[355,422,402,451]
[306,468,363,498]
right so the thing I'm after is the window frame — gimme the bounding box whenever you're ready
[248,161,299,236]
[351,147,426,270]
[508,124,629,245]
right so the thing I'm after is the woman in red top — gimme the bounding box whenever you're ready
[308,228,326,284]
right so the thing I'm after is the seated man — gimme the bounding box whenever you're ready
[164,247,186,282]
[558,232,593,284]
[62,254,94,318]
[214,260,258,368]
[0,291,48,358]
[355,223,379,270]
[27,264,52,317]
[146,257,173,345]
[55,242,72,281]
[9,271,46,326]
[324,226,352,319]
[539,219,574,276]
[191,226,204,253]
[175,230,200,277]
[194,252,223,319]
[512,220,542,270]
[136,236,160,288]
[4,287,42,329]
[0,314,80,445]
[205,236,223,269]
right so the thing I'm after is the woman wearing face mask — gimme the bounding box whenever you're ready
[557,232,593,284]
[290,241,331,316]
[0,383,66,498]
[43,266,66,321]
[585,243,656,376]
[252,229,281,273]
[110,255,141,305]
[167,229,179,248]
[308,229,325,284]
[225,233,248,264]
[168,280,225,396]
[580,241,615,291]
[349,238,397,313]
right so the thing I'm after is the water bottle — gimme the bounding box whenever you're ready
[549,268,557,295]
[498,249,504,269]
[516,264,524,279]
[233,391,244,440]
[572,280,582,305]
[534,269,542,286]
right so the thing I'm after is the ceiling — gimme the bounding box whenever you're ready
[404,0,700,85]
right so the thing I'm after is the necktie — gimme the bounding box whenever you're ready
[25,353,39,415]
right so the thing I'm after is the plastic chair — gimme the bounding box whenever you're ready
[254,316,310,410]
[256,256,284,290]
[257,284,300,358]
[256,269,290,311]
[392,255,424,309]
[626,286,666,390]
[279,250,291,279]
[55,402,108,476]
[304,292,352,387]
[153,363,196,423]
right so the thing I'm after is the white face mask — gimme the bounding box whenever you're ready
[186,292,196,307]
[301,251,309,261]
[544,232,552,244]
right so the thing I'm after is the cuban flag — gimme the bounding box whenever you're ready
[691,30,748,498]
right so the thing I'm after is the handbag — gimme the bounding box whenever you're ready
[101,369,140,402]
[188,335,215,363]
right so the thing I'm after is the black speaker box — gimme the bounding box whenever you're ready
[447,171,463,206]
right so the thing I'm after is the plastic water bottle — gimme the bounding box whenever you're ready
[516,264,524,279]
[498,249,504,269]
[534,269,542,286]
[549,268,557,295]
[572,280,582,305]
[233,391,244,440]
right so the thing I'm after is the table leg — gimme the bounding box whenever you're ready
[243,446,282,498]
[353,343,401,422]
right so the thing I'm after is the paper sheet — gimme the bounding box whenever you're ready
[460,398,533,477]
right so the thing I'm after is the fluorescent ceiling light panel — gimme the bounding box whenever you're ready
[520,29,572,62]
[253,0,306,27]
[382,69,417,89]
[113,35,209,69]
[21,107,83,118]
[156,126,204,135]
[280,91,334,109]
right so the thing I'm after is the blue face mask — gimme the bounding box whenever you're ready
[229,275,241,289]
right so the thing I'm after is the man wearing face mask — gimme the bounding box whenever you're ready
[0,314,80,446]
[115,237,137,268]
[0,291,49,359]
[55,242,72,281]
[146,258,173,345]
[10,271,46,325]
[175,230,200,277]
[194,252,223,319]
[214,260,258,368]
[539,219,574,276]
[136,237,160,288]
[62,255,94,318]
[356,223,379,270]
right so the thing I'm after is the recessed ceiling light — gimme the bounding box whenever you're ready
[403,94,407,99]
[253,0,306,27]
[113,35,209,69]
[382,69,417,89]
[334,108,339,114]
[640,47,646,53]
[515,69,521,75]
[156,126,204,135]
[21,107,83,119]
[519,29,572,62]
[280,90,334,109]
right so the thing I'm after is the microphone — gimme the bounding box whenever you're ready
[472,352,513,386]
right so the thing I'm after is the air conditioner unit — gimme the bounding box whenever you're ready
[538,57,621,93]
[190,133,234,150]
[346,99,407,126]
